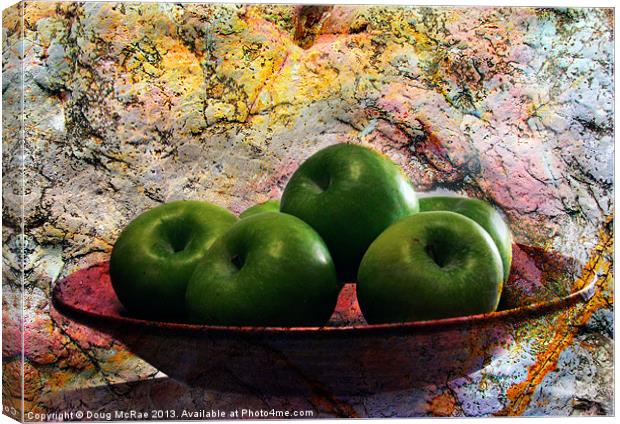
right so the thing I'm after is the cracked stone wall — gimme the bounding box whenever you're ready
[2,2,614,418]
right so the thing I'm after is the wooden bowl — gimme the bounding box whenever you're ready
[51,243,595,394]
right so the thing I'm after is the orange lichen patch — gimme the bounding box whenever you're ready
[23,362,42,402]
[23,400,38,416]
[496,217,613,416]
[224,8,468,124]
[110,349,132,363]
[212,16,293,115]
[2,3,22,33]
[123,38,203,98]
[100,350,134,371]
[428,391,458,417]
[159,44,204,93]
[3,360,23,398]
[267,34,382,120]
[570,222,614,297]
[162,43,202,79]
[23,2,60,29]
[45,370,76,391]
[244,45,294,117]
[114,34,208,138]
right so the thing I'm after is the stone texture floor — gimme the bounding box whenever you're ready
[2,2,614,419]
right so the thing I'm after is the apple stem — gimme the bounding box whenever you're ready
[231,254,245,270]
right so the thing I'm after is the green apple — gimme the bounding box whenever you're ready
[110,200,238,318]
[239,199,280,219]
[357,211,504,323]
[186,212,340,326]
[419,195,512,282]
[280,143,419,281]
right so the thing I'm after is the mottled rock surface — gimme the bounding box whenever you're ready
[2,2,613,418]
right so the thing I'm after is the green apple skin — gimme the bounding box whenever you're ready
[419,195,512,283]
[357,211,504,324]
[110,200,238,318]
[280,143,419,281]
[239,199,280,219]
[186,212,340,327]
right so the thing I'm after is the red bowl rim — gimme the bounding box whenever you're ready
[52,262,597,335]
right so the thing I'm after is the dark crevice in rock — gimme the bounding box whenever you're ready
[571,398,607,415]
[293,6,334,49]
[349,20,369,34]
[143,187,165,204]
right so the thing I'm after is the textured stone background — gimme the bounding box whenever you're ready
[2,2,614,418]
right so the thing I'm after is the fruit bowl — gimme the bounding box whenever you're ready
[51,243,595,395]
